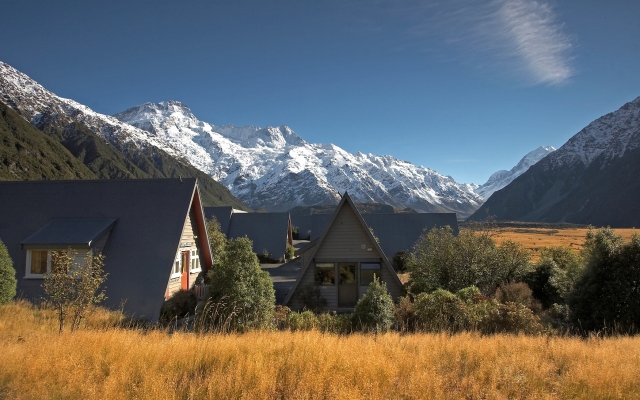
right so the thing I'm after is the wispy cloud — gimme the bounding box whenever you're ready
[493,0,574,85]
[344,0,575,85]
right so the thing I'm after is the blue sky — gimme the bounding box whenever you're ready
[2,0,639,184]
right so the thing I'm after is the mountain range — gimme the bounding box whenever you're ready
[1,61,570,219]
[470,96,640,227]
[0,62,249,210]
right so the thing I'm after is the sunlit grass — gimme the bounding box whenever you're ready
[1,300,639,399]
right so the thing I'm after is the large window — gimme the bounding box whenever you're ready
[360,263,381,286]
[315,262,335,285]
[172,254,181,277]
[25,249,89,278]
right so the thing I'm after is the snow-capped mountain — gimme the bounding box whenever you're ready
[470,96,640,226]
[0,62,183,160]
[0,61,249,210]
[114,101,485,216]
[475,146,556,200]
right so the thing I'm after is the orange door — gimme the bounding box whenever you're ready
[181,251,190,290]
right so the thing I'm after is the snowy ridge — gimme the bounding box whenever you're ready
[114,101,486,215]
[475,146,556,200]
[549,97,640,168]
[0,62,183,160]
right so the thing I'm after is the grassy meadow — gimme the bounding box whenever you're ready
[2,301,640,399]
[493,227,637,261]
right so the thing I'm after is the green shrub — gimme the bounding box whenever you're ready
[525,246,584,308]
[286,310,319,331]
[412,289,477,333]
[407,227,532,296]
[297,284,326,312]
[479,301,543,335]
[351,276,395,332]
[160,289,197,322]
[391,250,409,272]
[285,244,296,260]
[204,237,276,331]
[568,228,640,333]
[318,312,352,334]
[0,239,16,305]
[394,296,418,332]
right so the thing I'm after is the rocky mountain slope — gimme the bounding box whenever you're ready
[0,62,250,210]
[114,101,485,216]
[469,96,640,227]
[474,146,555,200]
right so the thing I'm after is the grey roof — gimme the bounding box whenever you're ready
[364,213,459,257]
[227,212,291,260]
[294,212,459,257]
[21,219,116,249]
[203,206,234,234]
[0,178,211,322]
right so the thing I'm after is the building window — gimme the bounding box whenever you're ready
[360,262,381,286]
[25,249,89,278]
[172,254,181,277]
[190,249,200,272]
[315,262,335,285]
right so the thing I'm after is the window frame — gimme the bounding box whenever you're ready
[171,252,182,278]
[24,249,90,279]
[190,248,201,273]
[359,262,382,286]
[314,262,336,286]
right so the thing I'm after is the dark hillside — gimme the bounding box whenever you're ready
[0,103,96,180]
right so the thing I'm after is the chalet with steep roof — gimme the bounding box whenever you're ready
[0,178,213,321]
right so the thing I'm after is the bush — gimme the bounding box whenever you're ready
[525,246,583,309]
[412,289,478,333]
[480,301,543,335]
[568,228,640,333]
[493,282,540,313]
[392,250,409,272]
[204,237,276,331]
[406,227,532,296]
[286,244,296,260]
[0,239,16,305]
[351,277,395,332]
[297,284,326,312]
[160,289,197,322]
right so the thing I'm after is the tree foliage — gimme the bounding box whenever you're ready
[205,217,227,265]
[406,227,532,296]
[43,249,107,333]
[568,228,640,333]
[525,246,584,308]
[205,237,275,331]
[352,276,395,332]
[0,239,17,305]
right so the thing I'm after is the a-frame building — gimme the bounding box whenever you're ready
[284,192,403,312]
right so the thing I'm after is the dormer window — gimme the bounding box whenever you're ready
[21,218,116,279]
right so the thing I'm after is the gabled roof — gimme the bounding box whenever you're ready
[0,178,212,321]
[203,206,234,234]
[283,193,402,306]
[293,212,459,257]
[21,219,116,249]
[227,212,291,259]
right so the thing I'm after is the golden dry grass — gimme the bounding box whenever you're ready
[2,301,640,399]
[493,228,637,261]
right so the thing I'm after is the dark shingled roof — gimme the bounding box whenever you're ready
[0,178,210,321]
[227,213,291,260]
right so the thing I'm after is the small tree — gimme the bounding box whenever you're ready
[525,246,583,308]
[206,216,227,265]
[0,239,17,305]
[352,276,395,332]
[205,237,275,331]
[43,249,107,333]
[285,244,296,260]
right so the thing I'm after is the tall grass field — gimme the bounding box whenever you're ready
[1,301,639,399]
